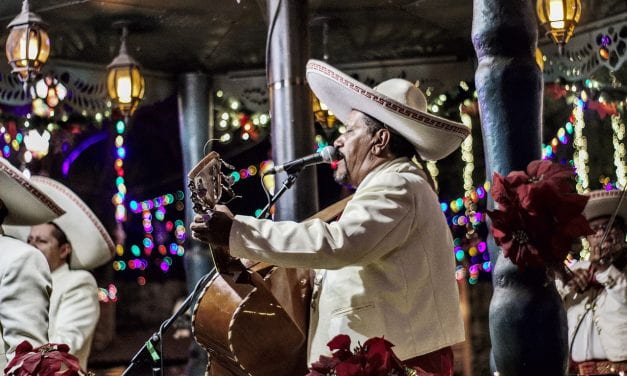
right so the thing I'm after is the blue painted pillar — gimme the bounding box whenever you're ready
[471,0,569,374]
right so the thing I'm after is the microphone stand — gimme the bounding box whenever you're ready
[258,169,300,219]
[121,270,214,376]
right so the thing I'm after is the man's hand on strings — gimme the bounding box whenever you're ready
[589,243,617,272]
[191,205,234,248]
[567,268,592,292]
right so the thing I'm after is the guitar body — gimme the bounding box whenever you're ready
[187,151,350,376]
[191,265,312,376]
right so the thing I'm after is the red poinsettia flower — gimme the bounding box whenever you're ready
[492,160,575,211]
[487,160,593,270]
[307,335,410,376]
[488,204,552,269]
[4,341,85,376]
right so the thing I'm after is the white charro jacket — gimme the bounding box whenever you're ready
[230,157,465,363]
[0,235,51,370]
[557,260,627,362]
[49,263,100,369]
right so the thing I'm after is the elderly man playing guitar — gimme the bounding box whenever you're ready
[191,60,468,375]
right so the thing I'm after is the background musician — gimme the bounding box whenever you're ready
[0,158,64,370]
[556,189,627,375]
[191,59,469,375]
[7,177,115,370]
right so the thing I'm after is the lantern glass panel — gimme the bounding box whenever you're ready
[131,66,142,98]
[36,28,50,63]
[6,26,28,65]
[138,75,145,99]
[106,68,117,100]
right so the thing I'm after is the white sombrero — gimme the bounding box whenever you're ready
[583,189,627,222]
[0,158,64,225]
[306,59,470,161]
[20,177,115,270]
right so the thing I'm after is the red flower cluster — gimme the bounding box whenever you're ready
[4,341,86,376]
[487,160,593,270]
[307,335,422,376]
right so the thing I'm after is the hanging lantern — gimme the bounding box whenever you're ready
[5,0,51,87]
[536,0,582,53]
[106,26,145,116]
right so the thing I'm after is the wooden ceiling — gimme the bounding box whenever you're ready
[0,0,624,74]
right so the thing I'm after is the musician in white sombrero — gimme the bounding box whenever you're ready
[556,189,627,375]
[0,158,65,370]
[191,59,469,374]
[12,176,115,369]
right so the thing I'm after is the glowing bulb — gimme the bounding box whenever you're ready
[116,76,133,103]
[548,0,565,29]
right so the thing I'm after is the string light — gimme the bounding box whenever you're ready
[611,113,626,189]
[572,99,589,193]
[460,111,474,193]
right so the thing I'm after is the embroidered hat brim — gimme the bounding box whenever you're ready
[306,59,470,161]
[0,158,64,225]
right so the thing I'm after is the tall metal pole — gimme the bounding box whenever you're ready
[472,1,568,375]
[266,0,319,221]
[176,72,211,376]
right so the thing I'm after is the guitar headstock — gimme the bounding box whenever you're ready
[187,151,236,214]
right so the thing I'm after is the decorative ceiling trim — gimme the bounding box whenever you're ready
[0,60,175,114]
[542,12,627,82]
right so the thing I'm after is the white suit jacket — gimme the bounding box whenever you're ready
[0,235,51,370]
[49,263,100,369]
[230,157,465,363]
[557,260,627,362]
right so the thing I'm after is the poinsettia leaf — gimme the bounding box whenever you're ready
[310,355,339,372]
[491,173,517,208]
[335,361,363,376]
[20,354,43,374]
[38,358,62,376]
[327,334,352,352]
[504,170,531,187]
[14,341,34,356]
[530,160,574,183]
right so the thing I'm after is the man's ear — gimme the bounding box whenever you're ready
[371,128,391,156]
[60,243,72,262]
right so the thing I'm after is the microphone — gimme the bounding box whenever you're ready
[266,146,341,174]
